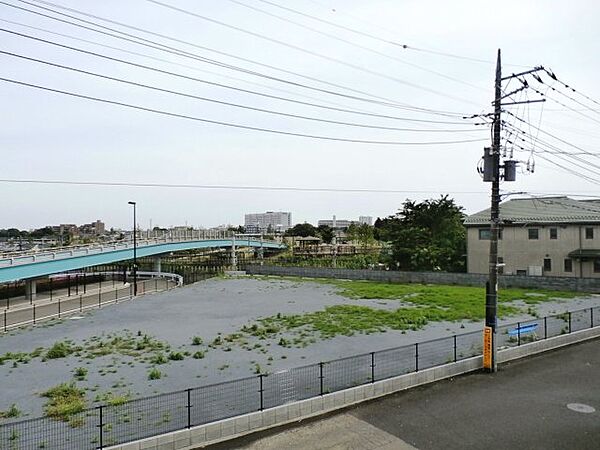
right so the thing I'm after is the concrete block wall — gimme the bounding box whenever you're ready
[106,325,600,450]
[245,265,600,292]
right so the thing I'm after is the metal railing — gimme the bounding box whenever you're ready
[1,275,179,332]
[0,305,597,449]
[0,232,282,268]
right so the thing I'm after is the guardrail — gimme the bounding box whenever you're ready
[0,305,597,449]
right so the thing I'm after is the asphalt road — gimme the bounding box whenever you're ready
[206,338,600,450]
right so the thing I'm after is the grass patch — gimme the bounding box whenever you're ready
[238,280,582,342]
[73,367,88,381]
[41,382,87,421]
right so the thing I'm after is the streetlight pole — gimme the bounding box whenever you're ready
[128,201,137,296]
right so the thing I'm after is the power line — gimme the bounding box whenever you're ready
[228,0,486,93]
[143,0,481,107]
[0,28,477,127]
[2,50,487,134]
[300,0,532,68]
[15,0,471,117]
[0,76,488,146]
[2,17,441,124]
[0,178,488,195]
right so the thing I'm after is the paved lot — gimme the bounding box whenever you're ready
[207,338,600,450]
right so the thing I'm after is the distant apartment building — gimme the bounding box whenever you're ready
[79,220,105,236]
[318,216,373,230]
[244,211,292,233]
[465,197,600,278]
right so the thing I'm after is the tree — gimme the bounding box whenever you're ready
[317,225,334,244]
[378,196,466,272]
[285,223,317,237]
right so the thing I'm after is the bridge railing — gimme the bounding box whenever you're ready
[0,232,282,268]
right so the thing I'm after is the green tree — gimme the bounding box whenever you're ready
[285,223,317,237]
[317,225,334,244]
[378,196,466,272]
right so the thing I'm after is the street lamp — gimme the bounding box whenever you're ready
[128,201,137,296]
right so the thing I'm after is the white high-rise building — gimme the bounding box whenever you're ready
[358,216,373,226]
[244,211,292,233]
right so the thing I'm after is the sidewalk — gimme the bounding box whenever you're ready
[206,338,600,450]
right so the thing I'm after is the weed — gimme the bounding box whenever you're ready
[148,368,162,380]
[41,382,87,421]
[168,352,184,361]
[73,367,88,380]
[150,353,167,365]
[0,404,22,419]
[46,341,75,359]
[192,351,205,359]
[191,336,203,346]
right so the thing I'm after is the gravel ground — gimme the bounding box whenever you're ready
[1,276,599,420]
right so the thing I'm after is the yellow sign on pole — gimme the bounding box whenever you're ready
[483,326,492,369]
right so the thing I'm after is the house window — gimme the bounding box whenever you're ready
[586,227,594,239]
[516,269,527,276]
[594,259,600,273]
[478,229,491,240]
[549,228,558,239]
[564,258,573,273]
[528,228,539,240]
[543,258,552,272]
[478,229,502,240]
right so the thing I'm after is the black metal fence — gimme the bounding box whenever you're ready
[1,306,598,449]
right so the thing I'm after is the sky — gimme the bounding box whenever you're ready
[1,0,600,230]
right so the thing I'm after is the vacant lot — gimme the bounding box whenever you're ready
[0,276,597,421]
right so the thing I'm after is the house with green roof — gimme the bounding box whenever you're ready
[464,197,600,277]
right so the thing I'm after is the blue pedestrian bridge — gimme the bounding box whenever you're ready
[0,233,285,283]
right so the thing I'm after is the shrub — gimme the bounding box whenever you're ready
[191,336,203,346]
[192,351,205,359]
[73,367,88,380]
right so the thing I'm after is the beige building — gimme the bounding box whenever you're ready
[465,197,600,278]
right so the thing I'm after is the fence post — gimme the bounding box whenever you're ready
[186,388,192,428]
[568,311,572,333]
[592,308,594,328]
[97,405,104,449]
[80,295,83,312]
[517,321,521,346]
[370,352,375,383]
[544,316,548,339]
[58,297,61,318]
[319,362,324,396]
[258,374,265,411]
[453,335,457,362]
[415,343,419,372]
[155,278,158,292]
[33,304,36,324]
[49,278,53,301]
[98,287,101,309]
[115,286,118,303]
[3,309,6,332]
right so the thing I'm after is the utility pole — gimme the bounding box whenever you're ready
[480,52,545,372]
[484,49,502,373]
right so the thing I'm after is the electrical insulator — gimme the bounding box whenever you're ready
[504,160,517,181]
[483,147,494,182]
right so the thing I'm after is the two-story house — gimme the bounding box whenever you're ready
[465,197,600,278]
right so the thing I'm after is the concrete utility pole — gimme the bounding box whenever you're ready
[484,49,502,372]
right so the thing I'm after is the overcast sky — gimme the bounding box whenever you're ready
[1,0,599,230]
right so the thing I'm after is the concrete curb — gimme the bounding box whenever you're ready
[107,326,600,450]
